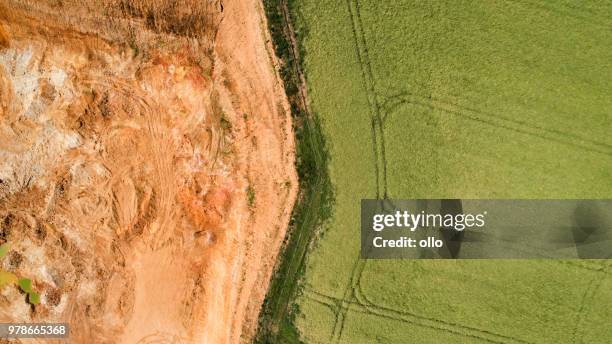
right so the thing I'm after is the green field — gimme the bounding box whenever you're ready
[282,0,612,343]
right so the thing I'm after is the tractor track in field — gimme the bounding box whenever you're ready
[330,257,367,343]
[380,91,612,151]
[571,262,610,344]
[380,93,612,157]
[331,0,387,342]
[345,0,388,200]
[308,289,534,344]
[354,267,581,321]
[556,260,612,277]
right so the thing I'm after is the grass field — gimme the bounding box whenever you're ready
[284,0,612,343]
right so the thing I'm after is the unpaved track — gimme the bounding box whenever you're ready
[0,0,297,343]
[199,0,299,342]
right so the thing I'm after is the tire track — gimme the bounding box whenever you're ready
[331,0,388,342]
[82,78,181,248]
[571,262,609,344]
[344,0,387,199]
[330,257,367,342]
[308,289,533,344]
[381,92,612,152]
[352,277,538,344]
[355,268,579,321]
[381,94,612,157]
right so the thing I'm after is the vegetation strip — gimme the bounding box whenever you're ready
[255,0,333,343]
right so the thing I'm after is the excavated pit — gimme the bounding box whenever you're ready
[0,0,297,342]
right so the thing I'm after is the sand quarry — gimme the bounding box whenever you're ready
[0,0,297,342]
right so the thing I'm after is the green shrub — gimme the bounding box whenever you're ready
[0,243,40,305]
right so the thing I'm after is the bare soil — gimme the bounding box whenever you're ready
[0,0,297,342]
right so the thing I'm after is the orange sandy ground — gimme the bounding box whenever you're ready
[0,0,297,343]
